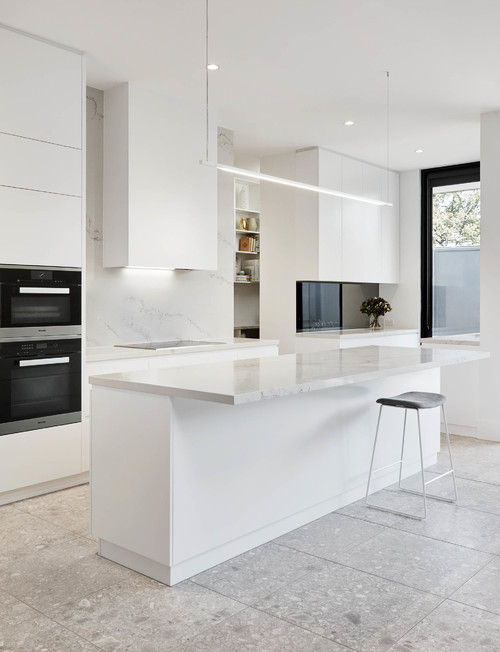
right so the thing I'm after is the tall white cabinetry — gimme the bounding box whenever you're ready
[0,26,83,268]
[0,27,85,505]
[103,83,217,270]
[295,147,399,284]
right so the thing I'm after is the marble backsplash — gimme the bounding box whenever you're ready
[85,88,234,346]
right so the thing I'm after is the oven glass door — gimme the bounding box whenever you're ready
[1,285,81,329]
[0,350,81,434]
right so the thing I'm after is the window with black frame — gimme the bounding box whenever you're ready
[421,162,480,338]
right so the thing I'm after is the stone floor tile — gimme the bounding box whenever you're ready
[274,512,385,562]
[0,589,38,625]
[191,542,324,605]
[0,612,100,651]
[0,504,76,568]
[335,527,492,597]
[14,483,91,536]
[450,555,500,615]
[433,434,500,483]
[175,607,351,651]
[0,536,136,617]
[255,558,442,652]
[53,575,245,652]
[390,599,500,651]
[338,489,500,553]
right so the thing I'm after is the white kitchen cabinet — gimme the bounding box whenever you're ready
[0,186,82,267]
[0,423,82,502]
[294,148,399,283]
[0,26,82,148]
[0,132,81,196]
[103,82,217,270]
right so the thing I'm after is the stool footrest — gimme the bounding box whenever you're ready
[399,487,456,503]
[424,469,454,486]
[372,460,403,474]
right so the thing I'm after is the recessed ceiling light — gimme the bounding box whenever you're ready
[344,120,354,126]
[415,149,424,154]
[207,63,219,71]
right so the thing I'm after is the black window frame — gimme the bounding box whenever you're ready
[420,162,480,338]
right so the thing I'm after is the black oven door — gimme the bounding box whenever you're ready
[0,267,81,338]
[0,339,81,436]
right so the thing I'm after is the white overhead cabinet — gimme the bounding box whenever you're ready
[295,148,399,283]
[103,83,217,270]
[0,26,83,268]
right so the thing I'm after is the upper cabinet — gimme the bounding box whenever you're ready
[0,27,82,148]
[103,83,217,270]
[0,26,83,268]
[295,148,399,284]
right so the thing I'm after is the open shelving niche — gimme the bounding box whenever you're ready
[234,177,260,338]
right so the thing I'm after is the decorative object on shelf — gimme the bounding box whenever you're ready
[247,216,258,231]
[360,296,392,329]
[239,217,248,230]
[235,270,250,283]
[239,236,258,252]
[238,185,249,209]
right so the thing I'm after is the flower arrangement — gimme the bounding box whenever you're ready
[360,297,392,329]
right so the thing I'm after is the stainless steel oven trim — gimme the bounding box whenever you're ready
[0,412,82,436]
[0,264,82,272]
[19,357,70,367]
[0,325,82,339]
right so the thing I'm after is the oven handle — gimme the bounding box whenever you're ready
[19,357,70,367]
[19,287,71,294]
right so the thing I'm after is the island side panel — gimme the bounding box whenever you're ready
[91,385,173,575]
[170,368,440,581]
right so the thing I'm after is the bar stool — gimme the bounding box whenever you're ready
[365,392,458,520]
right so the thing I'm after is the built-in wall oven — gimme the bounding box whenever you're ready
[0,337,81,436]
[0,266,81,338]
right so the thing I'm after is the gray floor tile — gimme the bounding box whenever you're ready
[175,607,350,651]
[255,557,442,652]
[0,589,39,625]
[390,599,500,651]
[388,471,500,516]
[14,483,91,536]
[338,489,500,553]
[191,542,324,604]
[0,504,76,568]
[0,536,136,617]
[0,612,100,651]
[335,528,492,597]
[53,575,245,652]
[433,434,500,483]
[274,512,385,562]
[450,555,500,615]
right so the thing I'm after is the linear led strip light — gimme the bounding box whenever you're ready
[200,160,393,207]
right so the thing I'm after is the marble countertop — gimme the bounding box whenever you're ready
[89,345,488,406]
[86,337,279,362]
[421,333,480,346]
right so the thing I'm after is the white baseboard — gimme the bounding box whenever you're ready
[0,472,89,505]
[442,422,478,438]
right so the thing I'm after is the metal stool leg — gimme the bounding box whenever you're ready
[397,409,408,490]
[398,405,457,504]
[365,405,384,504]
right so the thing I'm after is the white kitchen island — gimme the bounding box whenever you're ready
[90,346,487,585]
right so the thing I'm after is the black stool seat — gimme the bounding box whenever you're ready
[376,391,446,410]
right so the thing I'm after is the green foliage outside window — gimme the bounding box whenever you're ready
[432,189,480,247]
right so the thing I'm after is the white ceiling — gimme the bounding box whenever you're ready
[1,0,499,170]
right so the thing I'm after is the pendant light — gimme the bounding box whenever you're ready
[200,2,393,208]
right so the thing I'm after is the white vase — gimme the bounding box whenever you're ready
[247,216,258,231]
[238,186,249,209]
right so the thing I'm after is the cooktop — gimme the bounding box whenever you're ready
[115,340,224,351]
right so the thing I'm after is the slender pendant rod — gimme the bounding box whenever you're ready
[200,160,393,207]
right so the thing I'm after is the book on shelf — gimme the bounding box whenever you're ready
[239,235,260,253]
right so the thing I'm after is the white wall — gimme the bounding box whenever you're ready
[380,170,421,328]
[85,88,234,346]
[478,111,500,442]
